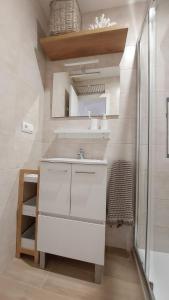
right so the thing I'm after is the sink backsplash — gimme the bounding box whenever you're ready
[42,139,108,161]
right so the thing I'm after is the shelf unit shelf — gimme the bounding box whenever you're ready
[21,223,35,251]
[24,174,38,183]
[54,129,111,139]
[23,197,36,217]
[40,26,128,61]
[16,169,39,263]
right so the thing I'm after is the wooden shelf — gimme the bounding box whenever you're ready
[23,197,36,217]
[24,174,38,183]
[40,27,128,61]
[21,224,35,251]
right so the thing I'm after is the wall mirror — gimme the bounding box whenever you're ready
[51,55,121,118]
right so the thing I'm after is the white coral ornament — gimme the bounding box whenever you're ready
[89,14,117,30]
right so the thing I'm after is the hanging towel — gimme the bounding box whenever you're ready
[107,160,134,226]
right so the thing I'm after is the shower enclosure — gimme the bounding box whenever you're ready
[135,0,169,299]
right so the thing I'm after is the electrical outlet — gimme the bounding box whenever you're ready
[22,121,34,134]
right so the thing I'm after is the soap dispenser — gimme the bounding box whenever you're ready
[100,114,108,130]
[88,111,98,130]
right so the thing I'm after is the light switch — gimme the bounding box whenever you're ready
[22,121,34,134]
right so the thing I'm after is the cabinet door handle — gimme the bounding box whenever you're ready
[47,169,68,173]
[75,171,96,175]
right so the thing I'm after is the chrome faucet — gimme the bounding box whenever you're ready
[77,148,85,159]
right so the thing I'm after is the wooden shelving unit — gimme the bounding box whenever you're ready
[16,169,39,263]
[40,26,128,61]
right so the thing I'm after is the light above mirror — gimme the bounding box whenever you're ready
[64,59,99,67]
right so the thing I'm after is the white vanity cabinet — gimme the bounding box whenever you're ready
[39,162,71,216]
[37,159,107,283]
[71,164,107,222]
[38,216,105,265]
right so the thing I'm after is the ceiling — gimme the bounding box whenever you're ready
[39,0,146,18]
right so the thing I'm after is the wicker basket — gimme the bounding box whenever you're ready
[49,0,82,35]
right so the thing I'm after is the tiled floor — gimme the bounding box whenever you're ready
[0,248,144,300]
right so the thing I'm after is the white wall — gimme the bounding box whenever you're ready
[42,2,147,250]
[0,0,47,271]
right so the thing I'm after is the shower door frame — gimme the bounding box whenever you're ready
[135,0,157,299]
[135,7,150,273]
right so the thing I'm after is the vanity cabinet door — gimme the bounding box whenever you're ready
[38,215,105,265]
[70,164,107,222]
[39,162,71,216]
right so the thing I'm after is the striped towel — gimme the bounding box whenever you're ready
[107,160,134,226]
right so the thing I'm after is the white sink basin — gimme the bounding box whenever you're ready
[41,158,107,165]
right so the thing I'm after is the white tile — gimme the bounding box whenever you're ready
[153,198,169,228]
[153,226,169,253]
[119,90,137,118]
[120,46,136,69]
[151,145,169,173]
[152,91,169,119]
[120,69,137,93]
[106,225,133,250]
[152,171,169,199]
[152,117,166,146]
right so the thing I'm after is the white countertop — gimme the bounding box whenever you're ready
[41,158,108,165]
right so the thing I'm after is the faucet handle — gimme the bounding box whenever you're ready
[77,152,81,159]
[77,148,85,159]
